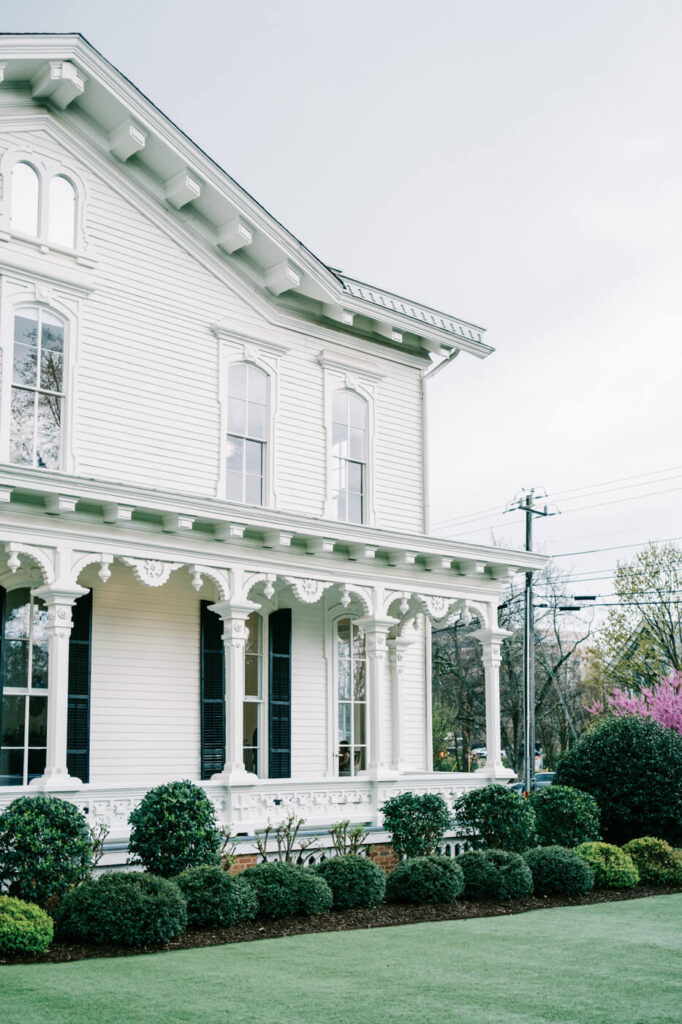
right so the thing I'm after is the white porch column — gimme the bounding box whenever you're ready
[471,626,514,780]
[356,615,398,781]
[30,584,89,791]
[387,636,413,772]
[209,599,259,785]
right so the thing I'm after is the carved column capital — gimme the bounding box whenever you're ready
[32,584,89,637]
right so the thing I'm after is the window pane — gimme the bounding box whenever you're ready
[353,662,366,700]
[354,747,366,773]
[5,590,31,638]
[349,427,366,461]
[14,313,39,347]
[352,623,366,659]
[243,747,258,774]
[338,741,351,776]
[337,658,351,700]
[228,398,246,435]
[36,392,62,469]
[226,435,244,470]
[347,491,363,524]
[226,470,243,502]
[1,694,25,746]
[347,461,363,493]
[335,490,347,521]
[28,696,47,746]
[338,703,351,745]
[41,347,63,394]
[245,612,261,655]
[228,363,246,399]
[48,176,76,248]
[0,747,24,786]
[3,641,28,689]
[13,343,38,387]
[245,439,262,475]
[27,748,46,781]
[331,420,347,454]
[348,394,367,429]
[10,388,35,466]
[332,391,348,426]
[243,702,259,748]
[336,618,351,660]
[245,473,262,506]
[247,402,266,440]
[11,163,39,237]
[354,703,366,746]
[31,602,49,690]
[248,367,267,405]
[245,655,260,697]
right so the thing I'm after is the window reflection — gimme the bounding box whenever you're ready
[10,162,39,237]
[10,307,64,470]
[227,364,267,505]
[48,176,76,248]
[337,617,367,776]
[0,588,48,786]
[332,391,367,524]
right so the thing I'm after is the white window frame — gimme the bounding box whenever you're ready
[327,606,369,779]
[0,583,49,787]
[0,150,88,257]
[320,361,378,526]
[0,275,82,474]
[243,610,269,778]
[215,329,287,506]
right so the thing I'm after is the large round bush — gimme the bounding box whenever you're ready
[457,849,533,900]
[240,862,332,919]
[0,896,53,956]
[381,792,452,859]
[528,786,600,848]
[314,854,386,909]
[575,842,639,888]
[128,780,222,877]
[622,837,682,886]
[454,785,537,852]
[554,717,682,844]
[0,796,93,908]
[175,865,257,928]
[523,846,594,896]
[57,872,187,947]
[385,856,464,905]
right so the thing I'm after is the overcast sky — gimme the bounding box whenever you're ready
[4,1,681,600]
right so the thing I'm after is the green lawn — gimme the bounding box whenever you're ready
[2,895,680,1024]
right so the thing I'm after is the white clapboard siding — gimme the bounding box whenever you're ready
[88,563,202,785]
[401,625,428,770]
[290,601,328,778]
[4,124,426,533]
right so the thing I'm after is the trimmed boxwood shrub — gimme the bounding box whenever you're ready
[622,837,682,886]
[0,895,53,956]
[381,792,452,859]
[554,717,682,844]
[528,786,600,848]
[313,854,386,909]
[57,871,187,947]
[0,796,93,909]
[128,780,222,877]
[457,849,534,900]
[523,846,594,896]
[385,856,464,905]
[454,785,537,852]
[175,865,257,928]
[240,862,332,919]
[575,842,639,889]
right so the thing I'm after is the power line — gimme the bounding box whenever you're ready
[550,535,682,558]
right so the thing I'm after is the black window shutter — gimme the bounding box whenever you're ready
[0,585,5,760]
[200,601,225,779]
[269,608,291,779]
[67,590,92,783]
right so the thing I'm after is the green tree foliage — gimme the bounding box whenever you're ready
[454,785,537,852]
[554,716,682,844]
[0,796,93,909]
[381,792,452,858]
[585,543,682,694]
[127,780,222,877]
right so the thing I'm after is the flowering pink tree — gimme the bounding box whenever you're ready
[587,671,682,736]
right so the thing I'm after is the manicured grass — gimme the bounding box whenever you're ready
[3,895,680,1024]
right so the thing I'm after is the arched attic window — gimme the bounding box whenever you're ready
[48,175,77,248]
[226,363,268,505]
[10,306,65,470]
[10,162,40,238]
[332,390,367,524]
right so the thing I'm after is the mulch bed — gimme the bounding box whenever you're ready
[3,883,680,965]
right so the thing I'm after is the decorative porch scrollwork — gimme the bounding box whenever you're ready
[120,557,181,588]
[283,577,333,604]
[5,542,55,584]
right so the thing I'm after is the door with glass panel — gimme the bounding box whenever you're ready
[336,617,367,776]
[0,588,49,785]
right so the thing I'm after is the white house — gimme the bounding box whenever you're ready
[0,34,543,854]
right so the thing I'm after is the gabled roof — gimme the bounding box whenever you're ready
[0,33,492,362]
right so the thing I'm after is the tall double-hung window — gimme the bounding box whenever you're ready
[332,390,367,524]
[336,617,367,776]
[0,588,48,786]
[226,364,267,505]
[244,611,263,774]
[10,306,65,469]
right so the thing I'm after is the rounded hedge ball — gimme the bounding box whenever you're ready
[314,854,386,909]
[386,856,464,905]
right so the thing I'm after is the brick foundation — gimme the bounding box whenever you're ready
[368,843,399,872]
[228,853,259,875]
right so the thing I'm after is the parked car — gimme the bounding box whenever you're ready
[508,772,555,796]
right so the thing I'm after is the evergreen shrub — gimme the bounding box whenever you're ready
[575,842,639,888]
[313,854,386,909]
[381,792,452,858]
[57,871,187,947]
[175,865,257,928]
[622,837,682,886]
[0,796,93,908]
[523,846,594,896]
[0,895,53,956]
[385,856,464,905]
[128,780,222,877]
[454,785,537,852]
[240,862,332,919]
[457,849,534,900]
[528,786,600,848]
[554,717,682,844]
